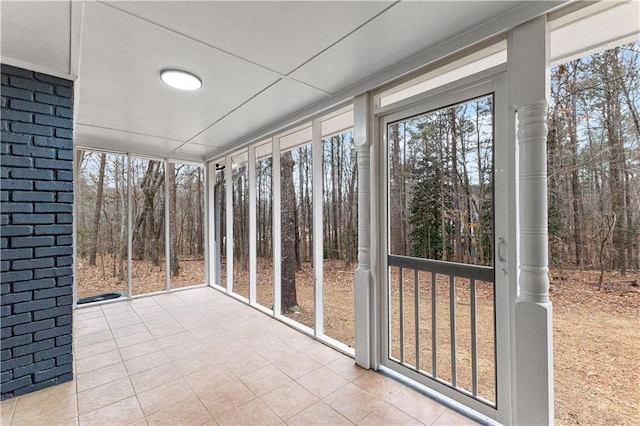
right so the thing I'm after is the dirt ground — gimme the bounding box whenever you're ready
[76,258,639,425]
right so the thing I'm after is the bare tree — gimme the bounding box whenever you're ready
[281,151,298,311]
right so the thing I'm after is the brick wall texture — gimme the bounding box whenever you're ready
[1,64,74,400]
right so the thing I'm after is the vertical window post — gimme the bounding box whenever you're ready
[508,15,554,425]
[354,93,373,368]
[312,119,323,337]
[273,137,282,316]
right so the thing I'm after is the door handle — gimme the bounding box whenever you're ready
[498,237,507,263]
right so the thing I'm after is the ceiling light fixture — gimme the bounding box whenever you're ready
[160,69,202,91]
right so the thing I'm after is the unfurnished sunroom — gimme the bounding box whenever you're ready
[1,1,639,425]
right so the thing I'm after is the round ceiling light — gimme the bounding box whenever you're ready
[160,69,202,91]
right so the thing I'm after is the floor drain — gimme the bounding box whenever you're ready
[77,292,123,305]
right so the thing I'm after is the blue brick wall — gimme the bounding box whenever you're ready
[1,64,74,400]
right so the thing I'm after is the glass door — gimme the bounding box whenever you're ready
[380,75,510,420]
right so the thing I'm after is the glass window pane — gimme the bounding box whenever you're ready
[322,130,357,347]
[168,162,205,289]
[233,156,249,299]
[281,144,313,328]
[131,157,166,295]
[388,96,494,266]
[75,151,128,300]
[256,155,273,310]
[214,167,226,289]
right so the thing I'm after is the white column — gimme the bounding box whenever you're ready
[272,137,282,316]
[508,16,554,425]
[164,159,171,292]
[312,120,324,337]
[205,161,214,287]
[225,155,233,294]
[249,146,257,304]
[354,93,373,368]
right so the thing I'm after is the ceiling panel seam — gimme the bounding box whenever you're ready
[284,0,401,77]
[76,122,186,143]
[97,1,286,78]
[286,77,332,96]
[182,79,283,147]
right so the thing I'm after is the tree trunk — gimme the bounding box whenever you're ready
[564,62,586,267]
[168,163,179,276]
[602,49,627,274]
[281,151,298,311]
[88,153,107,266]
[449,108,462,262]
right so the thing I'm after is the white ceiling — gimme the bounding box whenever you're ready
[2,1,572,162]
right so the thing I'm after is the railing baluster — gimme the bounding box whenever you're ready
[387,255,495,406]
[431,271,437,378]
[414,269,420,370]
[399,267,404,363]
[470,278,478,397]
[450,275,457,388]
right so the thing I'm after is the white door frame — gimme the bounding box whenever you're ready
[374,68,512,422]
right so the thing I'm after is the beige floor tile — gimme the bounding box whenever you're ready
[76,349,122,374]
[260,382,318,420]
[172,351,220,376]
[107,316,143,330]
[197,376,256,417]
[215,398,281,425]
[0,397,16,425]
[129,297,160,309]
[74,323,111,337]
[114,330,155,349]
[124,350,171,376]
[184,367,236,395]
[74,338,118,360]
[303,344,343,365]
[326,356,367,381]
[155,331,195,350]
[103,309,140,321]
[119,339,162,361]
[283,334,319,353]
[127,418,149,426]
[297,366,349,398]
[239,364,292,396]
[137,378,194,416]
[142,317,175,330]
[286,401,352,425]
[74,330,114,348]
[11,382,77,425]
[130,363,181,394]
[77,377,135,415]
[162,341,208,362]
[359,402,422,425]
[76,362,129,392]
[111,323,148,338]
[432,409,478,425]
[324,383,384,423]
[352,371,403,400]
[386,388,446,425]
[272,352,322,379]
[3,289,459,426]
[223,350,270,376]
[73,307,103,320]
[78,396,144,426]
[74,317,108,329]
[101,302,135,315]
[146,396,212,426]
[148,323,186,339]
[135,310,168,323]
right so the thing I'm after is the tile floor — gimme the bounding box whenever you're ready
[0,287,478,425]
